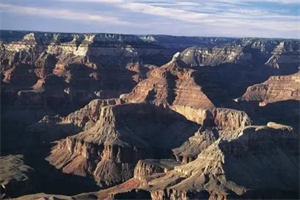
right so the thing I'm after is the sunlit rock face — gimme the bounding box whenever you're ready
[1,31,300,199]
[123,58,215,108]
[239,72,300,105]
[2,31,299,113]
[130,123,298,200]
[46,103,198,187]
[0,31,240,118]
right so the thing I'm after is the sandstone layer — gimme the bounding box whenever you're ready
[132,122,298,200]
[46,103,198,187]
[1,31,300,200]
[239,72,300,106]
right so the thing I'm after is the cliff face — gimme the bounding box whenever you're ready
[0,32,169,116]
[28,98,122,142]
[170,106,251,129]
[1,31,300,199]
[172,108,251,164]
[119,54,252,131]
[2,31,299,114]
[46,103,198,187]
[133,122,298,200]
[177,39,300,69]
[134,159,180,184]
[123,56,215,109]
[0,155,35,198]
[178,45,249,67]
[239,72,300,106]
[265,41,300,71]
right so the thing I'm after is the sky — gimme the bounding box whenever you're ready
[0,0,299,39]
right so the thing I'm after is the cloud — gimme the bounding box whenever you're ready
[210,0,299,4]
[120,2,213,23]
[251,0,299,3]
[54,0,299,36]
[56,0,299,21]
[2,0,299,38]
[0,3,131,25]
[108,1,299,30]
[59,0,123,2]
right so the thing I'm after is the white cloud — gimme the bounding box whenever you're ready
[0,3,131,25]
[2,0,299,38]
[53,0,300,36]
[251,0,299,3]
[212,0,299,4]
[59,0,123,2]
[118,1,299,32]
[120,2,213,23]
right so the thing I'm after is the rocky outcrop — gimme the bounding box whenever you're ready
[136,122,298,200]
[2,32,299,111]
[12,192,100,200]
[239,72,300,106]
[172,128,218,164]
[2,31,299,125]
[176,39,300,70]
[0,155,35,198]
[63,98,122,130]
[178,45,248,67]
[2,31,300,199]
[46,103,198,187]
[0,32,164,114]
[265,41,300,71]
[120,52,251,130]
[171,106,251,130]
[0,31,241,111]
[123,55,216,109]
[211,108,251,131]
[134,159,180,183]
[172,108,251,164]
[28,98,122,142]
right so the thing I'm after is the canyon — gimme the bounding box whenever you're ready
[0,30,299,200]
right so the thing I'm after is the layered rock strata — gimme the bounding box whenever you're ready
[46,103,198,187]
[2,31,300,199]
[135,122,298,200]
[239,72,300,106]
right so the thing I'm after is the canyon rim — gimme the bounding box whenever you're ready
[1,0,300,200]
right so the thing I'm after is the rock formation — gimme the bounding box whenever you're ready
[172,108,251,164]
[134,159,181,183]
[0,155,35,198]
[28,98,122,142]
[178,45,249,67]
[1,30,300,199]
[127,122,298,200]
[265,41,300,72]
[123,54,216,109]
[238,72,300,106]
[46,103,198,187]
[13,192,99,200]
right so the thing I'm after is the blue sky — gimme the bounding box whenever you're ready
[0,0,299,38]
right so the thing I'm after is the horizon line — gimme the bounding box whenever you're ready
[1,28,299,41]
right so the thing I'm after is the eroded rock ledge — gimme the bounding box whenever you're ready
[46,103,198,187]
[0,155,35,198]
[239,72,300,106]
[132,122,298,200]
